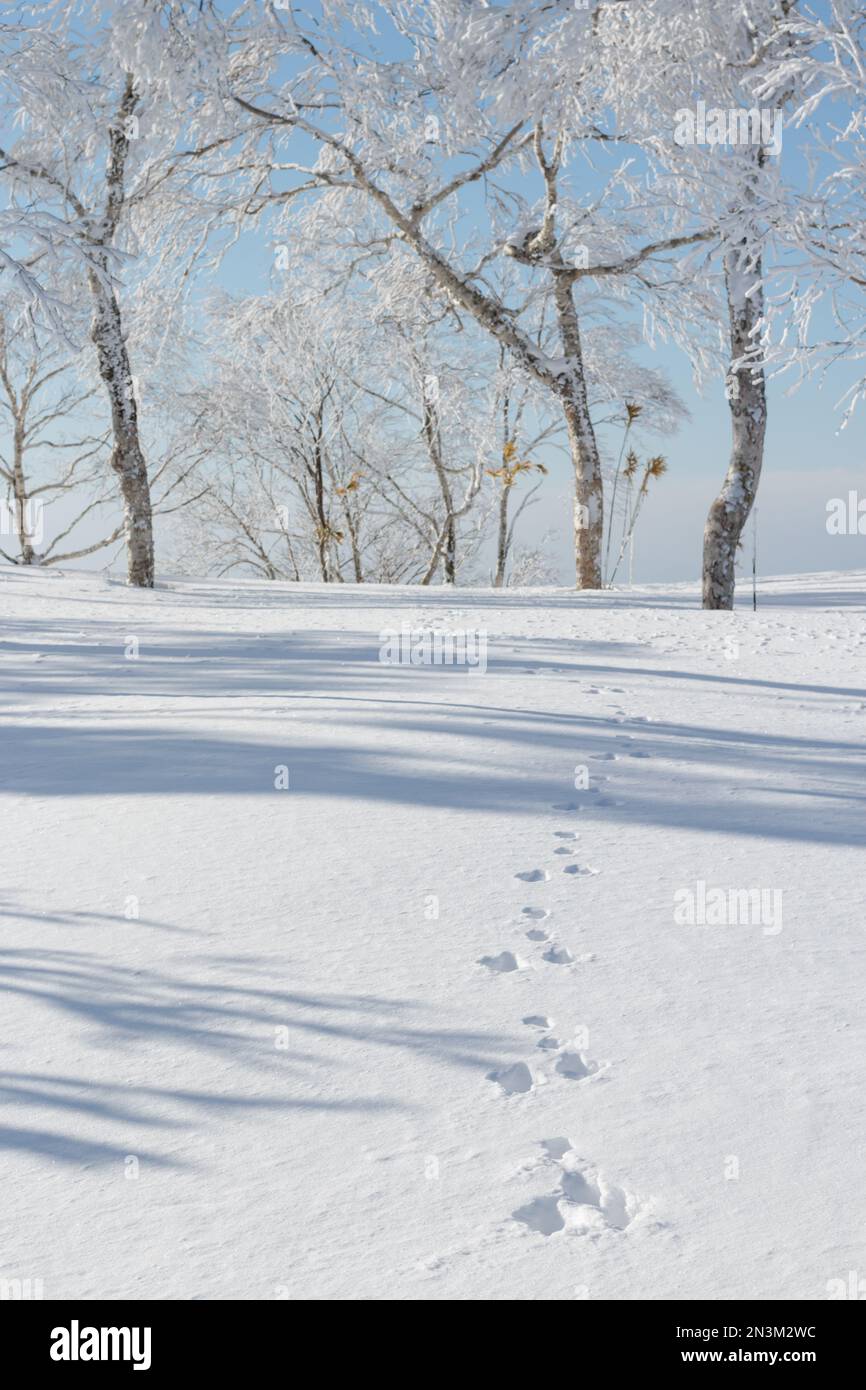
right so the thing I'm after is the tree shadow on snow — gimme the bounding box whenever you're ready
[1,700,864,845]
[0,944,521,1168]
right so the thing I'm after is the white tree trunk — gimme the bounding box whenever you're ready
[88,270,154,588]
[421,389,458,583]
[553,274,603,589]
[90,77,155,588]
[493,485,509,587]
[702,249,767,610]
[11,418,36,564]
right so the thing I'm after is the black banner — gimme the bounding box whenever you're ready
[2,1300,861,1375]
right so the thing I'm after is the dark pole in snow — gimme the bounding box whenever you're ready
[752,506,758,612]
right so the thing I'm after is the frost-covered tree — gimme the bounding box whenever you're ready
[0,1,224,586]
[162,280,498,585]
[178,0,719,590]
[0,304,117,566]
[603,0,810,608]
[755,2,866,428]
[159,291,407,583]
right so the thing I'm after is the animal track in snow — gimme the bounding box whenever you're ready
[554,1050,599,1081]
[501,832,602,1115]
[542,944,574,966]
[512,1195,565,1235]
[559,1169,600,1204]
[542,946,596,967]
[560,1166,632,1230]
[477,951,525,973]
[541,1137,571,1160]
[512,1142,641,1236]
[487,1061,533,1095]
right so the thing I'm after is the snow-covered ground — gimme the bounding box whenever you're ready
[1,564,864,1301]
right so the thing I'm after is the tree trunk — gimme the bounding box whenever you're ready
[442,517,456,584]
[86,77,154,588]
[563,399,604,589]
[310,404,332,582]
[12,420,35,563]
[493,487,509,587]
[325,141,606,590]
[422,386,457,583]
[552,273,603,589]
[343,505,363,583]
[88,272,154,588]
[702,249,767,610]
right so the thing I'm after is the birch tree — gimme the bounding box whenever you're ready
[0,309,119,566]
[1,47,148,582]
[181,0,720,589]
[755,2,866,427]
[0,2,224,585]
[162,279,498,584]
[604,0,806,608]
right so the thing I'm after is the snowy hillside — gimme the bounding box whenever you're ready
[1,564,864,1301]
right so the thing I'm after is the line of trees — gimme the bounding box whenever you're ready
[0,1,862,607]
